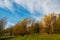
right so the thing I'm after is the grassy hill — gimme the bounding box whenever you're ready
[1,34,60,40]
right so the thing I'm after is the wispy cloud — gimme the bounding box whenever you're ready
[0,0,14,11]
[5,22,15,28]
[0,0,60,14]
[42,0,60,15]
[0,0,60,27]
[0,0,21,20]
[14,0,60,15]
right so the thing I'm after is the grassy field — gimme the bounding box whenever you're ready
[1,34,60,40]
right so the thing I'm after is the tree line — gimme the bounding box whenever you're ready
[0,13,60,36]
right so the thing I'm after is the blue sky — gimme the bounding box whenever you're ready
[0,0,60,28]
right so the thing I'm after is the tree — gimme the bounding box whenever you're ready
[13,18,28,36]
[39,21,46,33]
[0,17,7,36]
[33,22,40,33]
[53,14,60,33]
[27,20,40,34]
[44,13,56,34]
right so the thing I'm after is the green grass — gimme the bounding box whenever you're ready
[0,35,15,40]
[11,34,60,40]
[1,34,60,40]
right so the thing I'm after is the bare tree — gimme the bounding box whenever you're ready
[0,17,7,36]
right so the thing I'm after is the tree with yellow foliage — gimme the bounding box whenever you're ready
[44,13,57,34]
[13,18,28,36]
[53,14,60,33]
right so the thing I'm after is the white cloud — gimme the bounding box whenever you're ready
[0,0,60,15]
[5,22,15,28]
[0,0,21,19]
[31,15,42,21]
[0,0,14,12]
[0,0,60,21]
[14,0,35,13]
[14,0,60,15]
[42,0,60,15]
[14,0,45,14]
[4,0,13,11]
